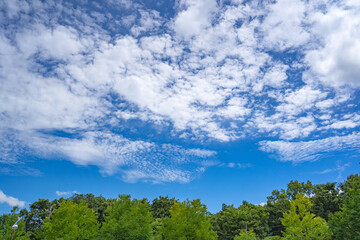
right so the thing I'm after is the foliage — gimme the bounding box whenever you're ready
[263,236,281,240]
[265,190,290,237]
[286,180,313,201]
[0,207,29,240]
[281,194,332,240]
[38,200,99,240]
[234,230,258,240]
[266,180,314,237]
[338,174,360,193]
[3,174,360,240]
[211,201,268,240]
[211,202,268,240]
[97,195,153,240]
[311,182,342,220]
[151,196,177,219]
[162,199,217,240]
[70,193,110,226]
[150,196,178,240]
[20,198,51,239]
[329,175,360,240]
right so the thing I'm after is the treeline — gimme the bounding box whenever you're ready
[1,174,360,240]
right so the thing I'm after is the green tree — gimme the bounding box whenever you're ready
[265,190,290,237]
[263,236,281,240]
[338,174,360,193]
[211,202,268,240]
[311,182,342,220]
[162,199,217,240]
[150,196,177,239]
[151,196,177,219]
[266,180,313,237]
[329,175,360,240]
[286,180,313,201]
[97,195,153,240]
[70,193,110,227]
[1,207,29,240]
[20,198,51,239]
[211,204,239,240]
[38,200,99,240]
[234,230,258,240]
[281,194,332,240]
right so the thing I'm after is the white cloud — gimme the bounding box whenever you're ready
[329,120,359,129]
[0,0,29,18]
[260,0,310,50]
[173,0,218,39]
[218,162,252,169]
[314,161,351,180]
[131,10,163,36]
[0,190,25,207]
[55,190,79,196]
[2,130,217,183]
[17,24,89,61]
[304,0,360,87]
[260,133,360,162]
[1,0,360,179]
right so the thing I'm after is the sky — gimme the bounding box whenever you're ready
[0,0,360,214]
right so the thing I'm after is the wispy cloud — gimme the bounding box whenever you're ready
[259,133,360,162]
[0,190,25,207]
[218,162,253,169]
[55,190,79,196]
[314,161,351,180]
[1,130,217,183]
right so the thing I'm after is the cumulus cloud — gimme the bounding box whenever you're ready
[260,0,310,50]
[0,190,25,207]
[173,0,218,39]
[304,0,360,88]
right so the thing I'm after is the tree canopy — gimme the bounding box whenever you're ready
[329,174,360,240]
[1,207,29,240]
[281,194,332,240]
[162,199,217,240]
[38,200,99,240]
[97,195,153,240]
[211,201,268,240]
[1,173,359,240]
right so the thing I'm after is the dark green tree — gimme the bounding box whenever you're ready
[311,182,342,220]
[211,201,268,240]
[265,189,290,237]
[211,204,240,240]
[338,174,360,193]
[151,196,177,219]
[150,196,177,239]
[20,199,51,239]
[162,199,217,240]
[286,180,313,201]
[329,175,360,240]
[97,195,153,240]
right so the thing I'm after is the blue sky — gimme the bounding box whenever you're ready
[1,0,360,214]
